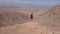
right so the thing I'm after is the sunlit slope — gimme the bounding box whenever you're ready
[35,4,60,33]
[0,21,52,34]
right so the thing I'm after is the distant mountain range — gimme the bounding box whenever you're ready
[0,3,58,8]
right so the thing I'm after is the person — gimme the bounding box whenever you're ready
[31,13,33,20]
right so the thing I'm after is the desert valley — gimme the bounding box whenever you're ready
[0,4,60,34]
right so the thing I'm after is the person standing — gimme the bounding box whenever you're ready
[31,13,33,20]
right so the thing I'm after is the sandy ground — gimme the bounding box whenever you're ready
[0,21,52,34]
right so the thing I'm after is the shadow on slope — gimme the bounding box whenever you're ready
[0,11,31,27]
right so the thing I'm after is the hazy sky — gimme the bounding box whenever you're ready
[0,0,60,8]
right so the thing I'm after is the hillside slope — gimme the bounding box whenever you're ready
[0,4,60,34]
[0,11,31,27]
[35,4,60,34]
[0,21,52,34]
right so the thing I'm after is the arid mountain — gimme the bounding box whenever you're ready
[0,10,31,27]
[36,4,60,34]
[0,4,60,34]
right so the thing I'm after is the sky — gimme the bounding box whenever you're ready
[0,0,60,8]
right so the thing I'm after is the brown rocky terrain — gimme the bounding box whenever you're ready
[0,4,60,34]
[0,10,31,27]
